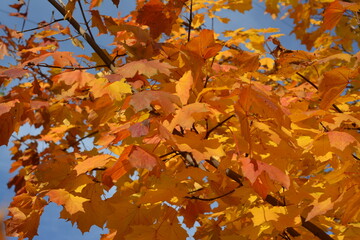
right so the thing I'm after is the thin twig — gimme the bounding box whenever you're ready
[185,189,236,201]
[74,131,99,146]
[187,0,193,42]
[205,114,235,139]
[18,18,64,33]
[296,72,318,90]
[296,72,343,113]
[48,0,115,72]
[30,63,108,70]
[78,0,95,40]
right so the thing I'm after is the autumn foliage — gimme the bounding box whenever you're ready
[1,0,360,239]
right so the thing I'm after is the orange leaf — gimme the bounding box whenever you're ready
[186,29,222,59]
[322,1,346,30]
[130,90,180,114]
[102,146,133,187]
[90,0,102,9]
[90,10,107,34]
[176,71,193,105]
[116,59,174,78]
[319,67,349,110]
[168,102,211,131]
[74,154,114,175]
[0,100,23,146]
[46,189,89,215]
[0,41,9,59]
[53,70,94,88]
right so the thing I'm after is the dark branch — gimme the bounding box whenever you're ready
[78,0,95,41]
[296,72,343,113]
[48,0,115,72]
[185,188,236,201]
[187,0,193,42]
[296,72,318,90]
[29,63,108,70]
[205,114,235,139]
[17,18,64,33]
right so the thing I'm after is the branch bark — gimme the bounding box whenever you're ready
[48,0,115,72]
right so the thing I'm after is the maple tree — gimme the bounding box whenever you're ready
[1,0,360,239]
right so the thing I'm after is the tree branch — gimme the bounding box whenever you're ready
[205,114,235,139]
[17,18,64,33]
[187,0,193,42]
[296,72,343,113]
[31,62,108,70]
[185,188,236,201]
[48,0,115,72]
[78,0,95,41]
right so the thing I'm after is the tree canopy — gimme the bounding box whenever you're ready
[1,0,360,239]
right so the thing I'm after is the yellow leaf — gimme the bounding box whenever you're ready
[250,206,286,226]
[176,71,193,105]
[46,189,89,215]
[107,79,132,101]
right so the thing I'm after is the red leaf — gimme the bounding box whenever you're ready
[328,131,358,151]
[129,120,150,137]
[128,146,158,170]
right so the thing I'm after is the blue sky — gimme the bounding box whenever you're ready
[0,1,306,239]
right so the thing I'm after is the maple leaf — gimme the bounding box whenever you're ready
[240,157,290,198]
[74,154,115,175]
[176,70,193,105]
[5,194,47,240]
[167,102,212,131]
[90,10,107,34]
[0,41,9,59]
[318,67,349,110]
[130,90,181,114]
[116,59,174,78]
[53,70,94,88]
[136,0,182,39]
[46,189,89,215]
[186,29,223,59]
[306,198,334,222]
[102,145,159,187]
[322,0,350,30]
[0,100,23,146]
[327,131,358,151]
